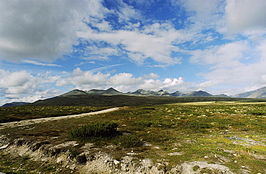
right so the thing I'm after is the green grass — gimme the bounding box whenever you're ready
[70,121,119,139]
[1,101,266,173]
[0,105,107,123]
[113,134,143,148]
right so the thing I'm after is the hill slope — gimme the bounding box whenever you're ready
[235,87,266,98]
[2,102,30,107]
[186,90,213,97]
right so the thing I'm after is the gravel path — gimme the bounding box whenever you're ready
[0,107,120,130]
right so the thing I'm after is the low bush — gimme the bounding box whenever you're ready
[114,134,143,148]
[70,122,119,139]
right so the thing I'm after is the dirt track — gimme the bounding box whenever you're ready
[0,107,120,130]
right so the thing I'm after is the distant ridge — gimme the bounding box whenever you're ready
[60,88,228,98]
[129,89,215,97]
[2,102,30,107]
[86,87,122,95]
[61,87,122,97]
[61,89,88,96]
[235,87,266,98]
[170,91,183,97]
[130,89,170,96]
[186,90,212,97]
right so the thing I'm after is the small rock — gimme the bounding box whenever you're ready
[168,152,183,156]
[153,146,160,149]
[0,144,9,150]
[114,160,120,165]
[143,143,152,147]
[126,152,137,156]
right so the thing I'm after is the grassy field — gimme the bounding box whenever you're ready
[0,101,266,173]
[0,106,108,123]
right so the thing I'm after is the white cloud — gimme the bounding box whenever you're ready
[82,45,120,61]
[181,0,266,34]
[180,0,224,30]
[0,0,193,66]
[56,68,185,92]
[190,41,249,67]
[110,73,142,85]
[162,78,184,88]
[225,0,266,33]
[68,68,109,88]
[1,89,61,106]
[0,69,63,105]
[115,0,142,22]
[78,22,186,65]
[0,0,105,62]
[191,40,266,94]
[181,0,222,19]
[23,60,61,67]
[0,70,34,93]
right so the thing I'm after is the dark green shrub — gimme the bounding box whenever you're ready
[70,122,119,139]
[114,134,143,148]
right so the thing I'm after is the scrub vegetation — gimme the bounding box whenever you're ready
[0,101,266,173]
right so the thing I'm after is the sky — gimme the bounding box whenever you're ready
[1,0,266,105]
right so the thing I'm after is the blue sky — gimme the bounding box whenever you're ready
[1,0,266,104]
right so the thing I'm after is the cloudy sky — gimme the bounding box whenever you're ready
[1,0,266,104]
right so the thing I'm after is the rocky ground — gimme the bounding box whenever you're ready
[0,136,235,174]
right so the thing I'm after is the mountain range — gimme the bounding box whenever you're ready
[127,88,215,97]
[60,88,221,97]
[3,86,266,107]
[61,88,122,97]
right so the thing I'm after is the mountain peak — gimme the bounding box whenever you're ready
[189,90,212,97]
[105,87,121,94]
[106,87,118,91]
[61,89,87,96]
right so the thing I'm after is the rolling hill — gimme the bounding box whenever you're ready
[235,87,266,98]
